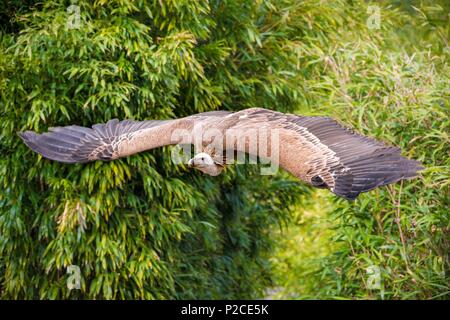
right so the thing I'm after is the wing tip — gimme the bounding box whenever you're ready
[18,130,80,163]
[332,156,423,201]
[18,130,39,150]
[18,130,35,140]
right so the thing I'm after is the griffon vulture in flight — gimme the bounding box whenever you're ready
[19,108,422,200]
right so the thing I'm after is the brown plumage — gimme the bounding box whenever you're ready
[18,108,422,200]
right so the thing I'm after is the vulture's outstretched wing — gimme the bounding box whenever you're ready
[18,108,422,200]
[225,108,423,200]
[286,115,422,199]
[18,111,232,163]
[19,119,170,163]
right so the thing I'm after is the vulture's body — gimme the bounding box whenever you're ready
[19,108,422,200]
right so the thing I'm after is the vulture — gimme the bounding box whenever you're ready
[18,108,422,200]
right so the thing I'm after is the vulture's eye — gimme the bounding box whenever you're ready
[311,175,328,189]
[201,157,204,161]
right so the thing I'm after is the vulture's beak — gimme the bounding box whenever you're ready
[188,159,194,167]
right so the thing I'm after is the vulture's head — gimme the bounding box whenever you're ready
[188,153,224,176]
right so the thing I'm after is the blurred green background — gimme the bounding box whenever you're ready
[0,0,448,299]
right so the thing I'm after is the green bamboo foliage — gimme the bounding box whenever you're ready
[0,0,313,299]
[269,1,449,299]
